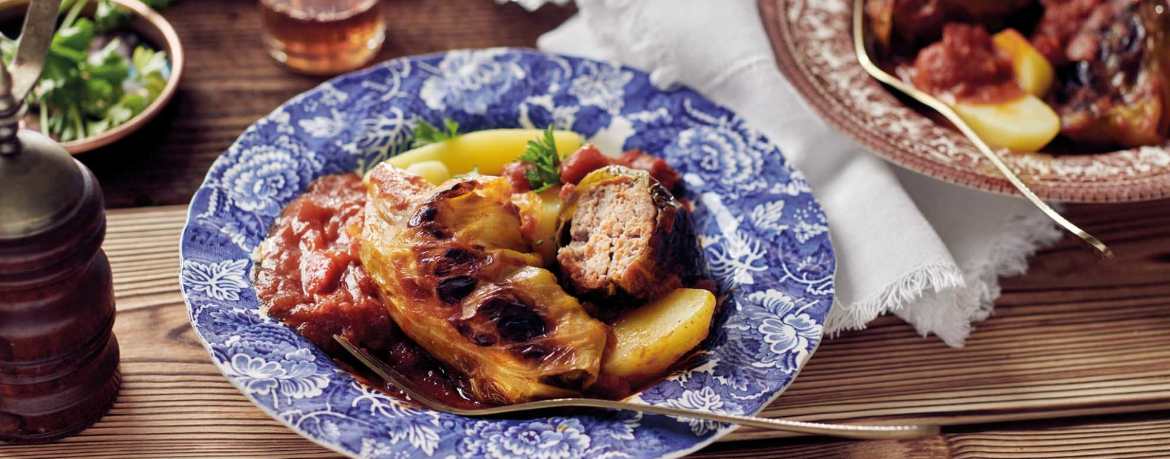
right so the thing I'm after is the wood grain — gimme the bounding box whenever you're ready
[3,198,1169,458]
[5,0,1169,456]
[694,413,1170,459]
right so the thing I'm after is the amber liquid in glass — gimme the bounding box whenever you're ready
[260,0,385,75]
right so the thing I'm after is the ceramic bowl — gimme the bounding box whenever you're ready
[0,0,183,154]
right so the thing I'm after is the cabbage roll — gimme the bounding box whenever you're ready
[359,164,608,404]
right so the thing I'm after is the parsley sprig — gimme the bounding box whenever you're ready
[518,126,561,192]
[412,117,460,147]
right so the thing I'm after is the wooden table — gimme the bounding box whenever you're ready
[5,1,1170,458]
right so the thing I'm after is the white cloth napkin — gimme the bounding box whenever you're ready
[537,0,1062,347]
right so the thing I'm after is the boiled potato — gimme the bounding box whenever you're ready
[533,187,563,262]
[389,129,583,176]
[601,288,717,384]
[954,95,1060,152]
[991,29,1054,97]
[404,160,452,185]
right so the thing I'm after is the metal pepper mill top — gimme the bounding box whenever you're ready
[0,0,122,444]
[0,0,84,237]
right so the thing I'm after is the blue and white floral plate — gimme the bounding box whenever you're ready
[180,48,835,459]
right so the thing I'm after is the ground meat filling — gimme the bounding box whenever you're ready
[558,176,657,298]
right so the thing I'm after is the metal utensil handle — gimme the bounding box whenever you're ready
[10,0,61,102]
[336,335,940,441]
[937,105,1112,258]
[850,0,1112,259]
[505,398,939,440]
[0,0,62,156]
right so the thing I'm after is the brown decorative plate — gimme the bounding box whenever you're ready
[758,0,1170,202]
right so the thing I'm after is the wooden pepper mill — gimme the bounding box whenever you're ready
[0,0,121,444]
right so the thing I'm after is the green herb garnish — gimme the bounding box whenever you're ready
[1,0,175,143]
[94,0,173,32]
[412,117,460,147]
[94,0,131,32]
[518,125,561,192]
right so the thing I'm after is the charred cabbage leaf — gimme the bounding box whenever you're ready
[556,166,709,314]
[1050,0,1170,148]
[359,164,608,404]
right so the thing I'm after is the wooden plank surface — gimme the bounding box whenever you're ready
[3,198,1168,458]
[695,413,1170,459]
[6,0,1170,457]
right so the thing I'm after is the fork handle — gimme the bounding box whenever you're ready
[519,398,939,440]
[336,335,938,440]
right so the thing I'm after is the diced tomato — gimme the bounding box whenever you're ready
[559,144,684,190]
[614,150,682,190]
[559,144,612,185]
[500,161,533,193]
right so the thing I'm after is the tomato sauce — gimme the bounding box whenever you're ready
[252,173,485,409]
[561,145,683,190]
[612,150,683,190]
[255,161,690,406]
[501,144,684,194]
[905,23,1024,104]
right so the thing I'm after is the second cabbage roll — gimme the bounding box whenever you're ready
[1050,0,1170,148]
[359,164,609,405]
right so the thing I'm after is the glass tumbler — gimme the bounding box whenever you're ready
[259,0,385,75]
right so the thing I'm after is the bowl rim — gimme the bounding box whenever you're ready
[0,0,184,154]
[758,0,1170,203]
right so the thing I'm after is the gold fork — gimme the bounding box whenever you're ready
[335,335,939,440]
[851,0,1113,259]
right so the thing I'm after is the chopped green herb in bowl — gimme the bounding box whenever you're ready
[0,0,182,152]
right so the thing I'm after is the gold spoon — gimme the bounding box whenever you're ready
[851,0,1113,259]
[335,335,940,440]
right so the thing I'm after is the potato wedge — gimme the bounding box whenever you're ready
[533,187,563,262]
[992,29,1054,97]
[389,129,583,176]
[954,94,1060,152]
[601,288,717,385]
[404,160,452,185]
